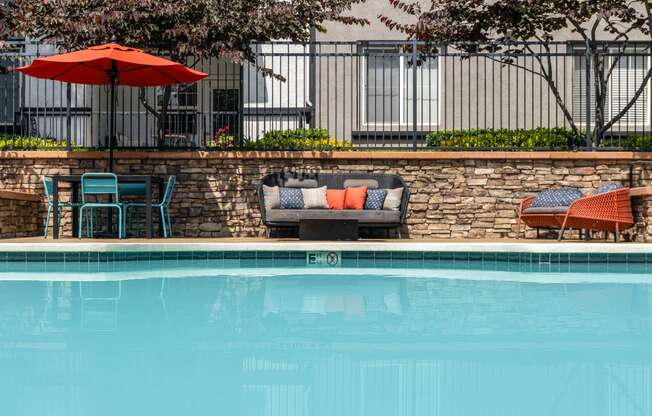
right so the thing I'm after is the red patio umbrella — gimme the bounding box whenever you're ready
[17,42,208,170]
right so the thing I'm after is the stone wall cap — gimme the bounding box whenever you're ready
[0,190,41,202]
[3,150,652,161]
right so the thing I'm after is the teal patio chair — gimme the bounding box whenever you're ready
[78,173,125,239]
[125,176,176,238]
[42,176,85,238]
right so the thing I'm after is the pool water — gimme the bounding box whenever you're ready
[1,265,651,415]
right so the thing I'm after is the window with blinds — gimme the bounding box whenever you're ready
[610,54,649,125]
[363,44,438,126]
[573,48,650,126]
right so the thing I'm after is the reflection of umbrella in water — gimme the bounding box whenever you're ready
[17,42,207,171]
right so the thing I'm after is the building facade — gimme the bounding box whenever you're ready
[1,3,651,148]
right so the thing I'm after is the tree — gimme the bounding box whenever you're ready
[0,1,13,57]
[380,0,652,146]
[8,0,368,145]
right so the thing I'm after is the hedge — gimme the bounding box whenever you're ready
[425,128,582,149]
[0,135,76,149]
[243,128,351,150]
[601,136,652,150]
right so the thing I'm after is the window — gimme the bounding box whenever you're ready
[158,84,198,108]
[213,88,239,111]
[573,48,650,126]
[212,88,239,137]
[363,45,438,126]
[165,112,196,135]
[157,84,198,136]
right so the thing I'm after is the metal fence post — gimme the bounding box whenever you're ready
[238,64,245,149]
[308,29,316,130]
[66,83,72,151]
[584,39,592,148]
[411,39,418,150]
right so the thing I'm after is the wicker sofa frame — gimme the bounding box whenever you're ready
[517,188,634,241]
[258,172,410,238]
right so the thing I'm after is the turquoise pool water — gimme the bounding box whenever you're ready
[1,252,651,415]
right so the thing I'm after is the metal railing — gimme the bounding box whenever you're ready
[1,40,652,150]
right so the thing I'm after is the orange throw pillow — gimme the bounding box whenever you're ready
[327,189,346,210]
[344,187,367,210]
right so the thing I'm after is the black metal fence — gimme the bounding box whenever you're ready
[1,40,652,150]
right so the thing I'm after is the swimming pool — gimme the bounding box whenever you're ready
[1,247,651,415]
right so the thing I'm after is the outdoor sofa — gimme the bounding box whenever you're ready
[517,187,634,241]
[258,172,410,238]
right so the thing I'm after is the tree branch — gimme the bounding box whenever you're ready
[568,18,590,42]
[590,16,602,41]
[138,88,160,121]
[528,42,580,138]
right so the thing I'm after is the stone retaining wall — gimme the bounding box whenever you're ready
[1,151,651,240]
[0,191,41,239]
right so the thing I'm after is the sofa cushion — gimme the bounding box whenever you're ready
[262,185,280,209]
[593,182,623,195]
[284,177,318,188]
[327,189,346,210]
[267,209,401,224]
[301,186,328,209]
[343,179,379,189]
[523,206,569,214]
[531,187,583,208]
[365,189,387,210]
[383,187,404,211]
[279,187,304,209]
[344,187,367,210]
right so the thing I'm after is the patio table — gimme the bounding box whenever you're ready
[50,175,165,239]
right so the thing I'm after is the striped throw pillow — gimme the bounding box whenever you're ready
[301,186,328,209]
[383,187,403,211]
[262,185,280,209]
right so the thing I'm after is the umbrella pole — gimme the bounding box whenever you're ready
[107,62,117,237]
[109,65,116,173]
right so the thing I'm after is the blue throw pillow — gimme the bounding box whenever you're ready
[365,189,387,210]
[531,187,583,208]
[279,187,304,209]
[593,182,623,195]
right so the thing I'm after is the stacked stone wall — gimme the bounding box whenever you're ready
[1,152,650,240]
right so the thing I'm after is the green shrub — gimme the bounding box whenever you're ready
[601,136,652,150]
[0,135,77,149]
[426,128,581,150]
[245,128,352,150]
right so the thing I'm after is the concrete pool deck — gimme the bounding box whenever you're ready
[0,237,651,253]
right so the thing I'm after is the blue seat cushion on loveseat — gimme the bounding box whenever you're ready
[531,187,583,208]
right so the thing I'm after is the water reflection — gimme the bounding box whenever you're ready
[1,275,651,416]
